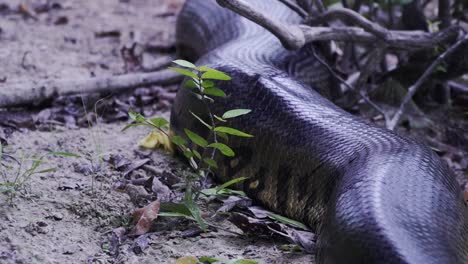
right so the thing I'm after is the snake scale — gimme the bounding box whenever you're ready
[170,0,468,263]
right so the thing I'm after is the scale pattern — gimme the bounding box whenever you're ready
[171,0,468,263]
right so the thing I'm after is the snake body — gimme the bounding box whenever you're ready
[171,0,468,263]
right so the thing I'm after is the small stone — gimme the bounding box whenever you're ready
[37,221,48,227]
[62,245,80,255]
[51,212,64,221]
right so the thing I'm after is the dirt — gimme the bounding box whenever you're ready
[0,0,312,263]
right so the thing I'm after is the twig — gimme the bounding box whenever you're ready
[355,47,386,92]
[216,0,306,50]
[310,48,388,119]
[306,8,390,39]
[0,69,182,108]
[216,0,457,51]
[311,0,325,13]
[387,34,468,130]
[297,0,315,13]
[278,0,308,18]
[438,0,451,29]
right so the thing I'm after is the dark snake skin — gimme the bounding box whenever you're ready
[170,0,468,263]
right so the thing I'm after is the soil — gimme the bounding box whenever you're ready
[0,0,311,263]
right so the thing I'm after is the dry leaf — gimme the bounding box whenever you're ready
[129,200,160,236]
[175,256,198,264]
[139,131,174,154]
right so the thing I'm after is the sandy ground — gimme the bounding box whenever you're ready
[0,0,312,263]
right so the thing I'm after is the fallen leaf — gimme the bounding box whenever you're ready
[123,158,150,177]
[139,131,174,154]
[217,196,252,212]
[247,206,269,218]
[175,256,198,264]
[129,200,160,236]
[464,191,468,202]
[150,176,172,201]
[228,212,316,253]
[109,227,126,256]
[131,235,149,254]
[124,184,152,206]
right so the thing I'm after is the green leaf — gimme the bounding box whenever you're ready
[222,109,251,119]
[199,256,220,263]
[190,111,212,130]
[218,177,248,191]
[196,65,214,72]
[121,122,149,132]
[192,150,202,160]
[48,152,81,157]
[184,129,208,147]
[208,143,235,157]
[201,80,214,88]
[172,59,196,68]
[150,117,169,128]
[128,111,138,120]
[214,127,253,138]
[203,158,218,168]
[200,67,231,80]
[169,67,198,79]
[215,131,229,141]
[184,79,199,89]
[185,185,207,230]
[160,202,192,216]
[128,111,146,122]
[201,188,247,197]
[203,87,226,97]
[183,150,194,159]
[158,212,195,219]
[229,259,258,264]
[171,135,187,146]
[267,212,309,230]
[213,115,227,122]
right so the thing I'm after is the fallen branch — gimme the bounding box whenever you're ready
[310,47,389,120]
[216,0,306,50]
[0,69,182,108]
[278,0,307,18]
[216,0,458,51]
[296,0,315,14]
[307,8,390,39]
[387,34,468,130]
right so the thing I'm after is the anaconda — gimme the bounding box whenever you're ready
[170,0,468,263]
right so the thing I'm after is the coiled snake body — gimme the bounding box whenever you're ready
[171,0,468,263]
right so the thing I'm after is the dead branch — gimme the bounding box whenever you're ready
[311,0,325,13]
[355,47,386,92]
[438,0,451,29]
[296,0,315,13]
[278,0,308,18]
[307,8,389,39]
[310,47,389,119]
[387,34,468,130]
[216,0,458,51]
[216,0,306,50]
[0,69,182,108]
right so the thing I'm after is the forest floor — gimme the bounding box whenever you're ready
[0,1,467,264]
[0,0,311,263]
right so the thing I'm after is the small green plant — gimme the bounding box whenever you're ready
[123,60,253,230]
[0,146,77,204]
